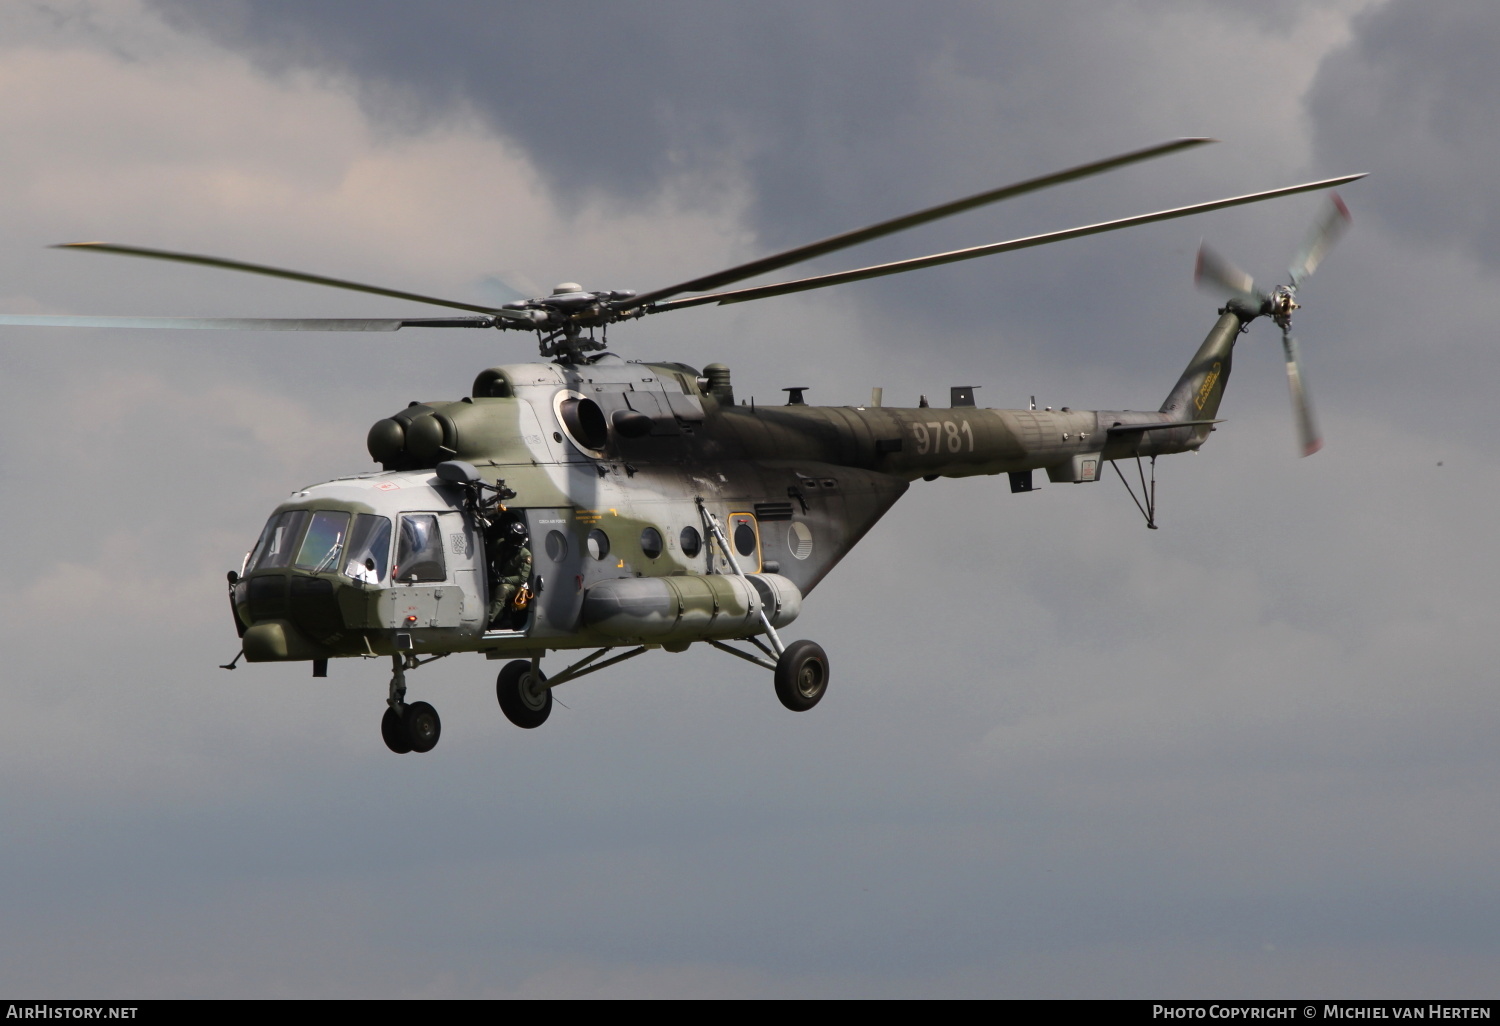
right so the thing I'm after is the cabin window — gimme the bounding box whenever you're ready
[544,530,568,562]
[640,527,663,560]
[733,520,756,557]
[586,529,611,561]
[247,509,308,572]
[727,514,761,571]
[344,514,392,584]
[679,526,702,558]
[395,514,447,583]
[294,511,350,572]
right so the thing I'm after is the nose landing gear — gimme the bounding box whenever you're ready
[380,653,444,754]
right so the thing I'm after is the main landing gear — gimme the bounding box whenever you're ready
[707,636,830,713]
[773,639,829,712]
[377,636,831,750]
[487,637,832,733]
[381,653,444,754]
[496,659,551,728]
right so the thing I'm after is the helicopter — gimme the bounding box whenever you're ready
[0,138,1362,754]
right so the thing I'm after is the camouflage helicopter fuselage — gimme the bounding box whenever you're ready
[0,136,1351,750]
[229,309,1245,666]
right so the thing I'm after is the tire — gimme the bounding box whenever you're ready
[405,700,442,753]
[381,705,413,754]
[496,659,551,729]
[774,640,829,712]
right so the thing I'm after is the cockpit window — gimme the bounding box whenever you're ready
[247,509,309,572]
[344,514,392,585]
[294,511,350,572]
[395,514,446,583]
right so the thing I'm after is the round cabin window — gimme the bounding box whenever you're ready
[587,529,611,561]
[679,526,702,558]
[733,520,757,557]
[640,527,663,559]
[545,530,568,562]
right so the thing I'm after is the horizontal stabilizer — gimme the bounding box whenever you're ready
[1106,419,1223,434]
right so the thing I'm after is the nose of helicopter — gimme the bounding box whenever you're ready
[232,569,344,662]
[231,502,373,662]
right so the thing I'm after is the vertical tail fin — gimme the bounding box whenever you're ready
[1159,310,1248,443]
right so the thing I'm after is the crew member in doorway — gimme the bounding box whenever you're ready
[486,513,532,629]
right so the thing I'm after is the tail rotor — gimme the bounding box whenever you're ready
[1194,193,1351,457]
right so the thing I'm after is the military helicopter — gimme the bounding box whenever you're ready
[0,139,1362,754]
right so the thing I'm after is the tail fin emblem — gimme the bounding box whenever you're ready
[1194,362,1222,411]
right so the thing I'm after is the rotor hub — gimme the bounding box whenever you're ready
[1269,286,1299,329]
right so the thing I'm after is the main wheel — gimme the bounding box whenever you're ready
[496,660,551,729]
[381,705,413,754]
[774,640,829,711]
[405,700,442,753]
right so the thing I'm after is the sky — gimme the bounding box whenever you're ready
[0,0,1496,999]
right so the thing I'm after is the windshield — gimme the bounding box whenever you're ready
[344,514,392,585]
[247,509,309,572]
[394,514,446,583]
[294,510,350,572]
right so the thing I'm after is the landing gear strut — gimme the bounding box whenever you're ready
[381,653,443,754]
[695,497,831,712]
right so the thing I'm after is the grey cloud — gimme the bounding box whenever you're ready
[1309,0,1500,265]
[147,1,975,223]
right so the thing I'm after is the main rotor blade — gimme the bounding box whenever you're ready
[54,243,532,320]
[0,314,496,331]
[1287,192,1351,287]
[1282,329,1323,457]
[649,174,1366,312]
[628,138,1215,307]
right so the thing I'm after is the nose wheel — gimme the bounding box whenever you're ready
[381,701,442,754]
[380,654,442,754]
[381,705,413,754]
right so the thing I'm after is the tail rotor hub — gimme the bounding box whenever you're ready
[1269,286,1299,330]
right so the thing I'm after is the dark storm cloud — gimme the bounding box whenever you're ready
[142,1,1247,243]
[147,1,994,232]
[1308,0,1500,265]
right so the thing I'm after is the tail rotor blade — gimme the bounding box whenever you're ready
[1282,328,1322,456]
[1288,192,1351,287]
[1194,242,1259,302]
